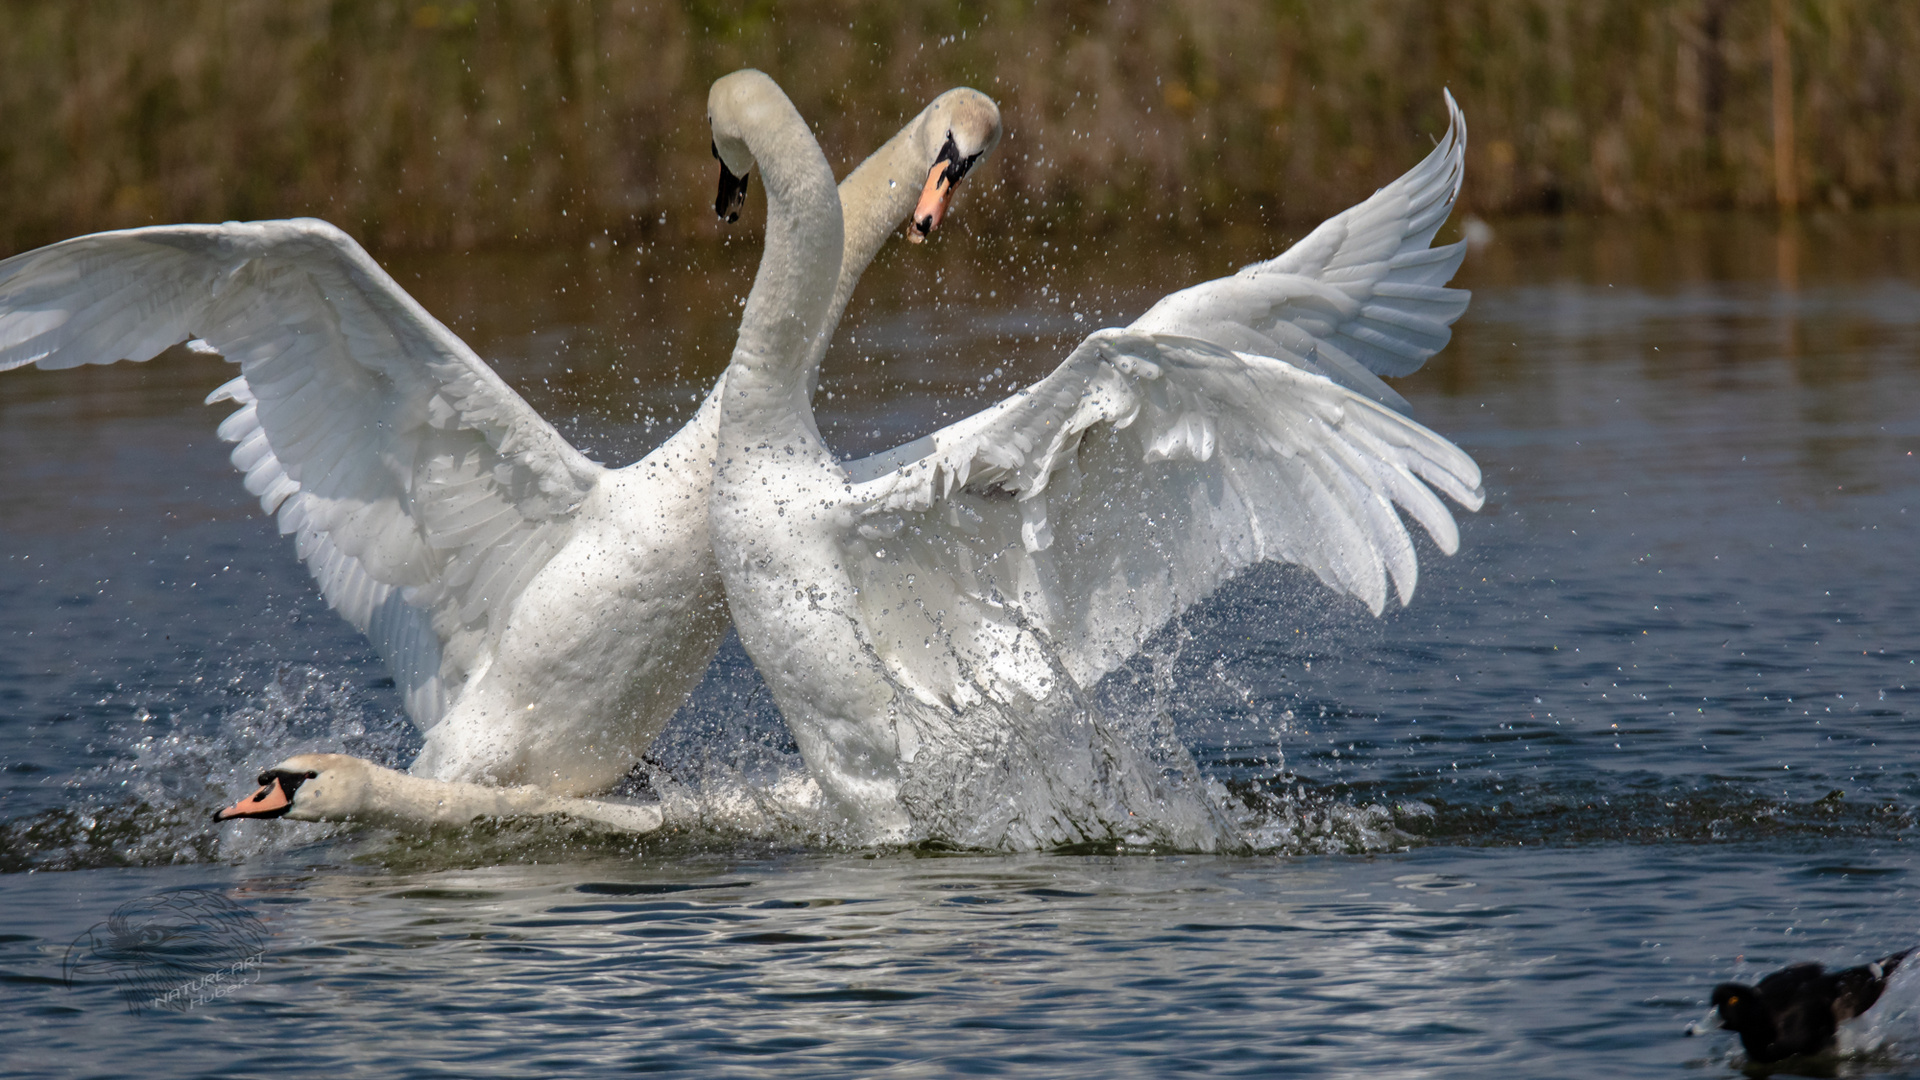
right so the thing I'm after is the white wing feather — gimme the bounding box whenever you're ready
[841,93,1481,700]
[0,219,602,728]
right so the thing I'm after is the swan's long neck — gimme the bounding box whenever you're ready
[727,103,844,397]
[287,755,661,832]
[821,111,937,347]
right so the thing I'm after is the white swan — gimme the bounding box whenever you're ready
[0,79,1001,829]
[211,754,663,833]
[711,88,1482,848]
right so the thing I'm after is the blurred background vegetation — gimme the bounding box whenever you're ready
[2,0,1915,254]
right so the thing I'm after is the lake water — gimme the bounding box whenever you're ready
[3,213,1920,1077]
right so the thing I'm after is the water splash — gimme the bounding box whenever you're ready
[1840,954,1920,1062]
[9,608,1908,872]
[1,663,409,872]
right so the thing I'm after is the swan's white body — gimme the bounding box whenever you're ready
[711,84,1483,848]
[0,84,1001,816]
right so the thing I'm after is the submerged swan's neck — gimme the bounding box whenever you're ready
[719,77,844,389]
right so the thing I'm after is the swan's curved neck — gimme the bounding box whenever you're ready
[823,110,939,342]
[729,103,843,389]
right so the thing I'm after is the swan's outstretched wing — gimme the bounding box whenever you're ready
[841,94,1480,699]
[0,219,601,726]
[1134,90,1469,413]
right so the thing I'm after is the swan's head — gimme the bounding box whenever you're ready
[907,87,1003,243]
[708,69,790,223]
[212,753,374,823]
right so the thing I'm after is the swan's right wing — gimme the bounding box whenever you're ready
[839,95,1479,700]
[1130,89,1469,414]
[0,220,602,726]
[843,332,1480,698]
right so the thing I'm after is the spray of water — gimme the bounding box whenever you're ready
[2,615,1429,870]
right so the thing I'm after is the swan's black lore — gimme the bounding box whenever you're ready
[712,140,749,223]
[210,768,315,822]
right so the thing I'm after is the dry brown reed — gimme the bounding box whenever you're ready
[3,1,1918,254]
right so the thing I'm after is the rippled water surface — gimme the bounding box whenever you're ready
[4,214,1920,1077]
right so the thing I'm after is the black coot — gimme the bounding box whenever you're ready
[1705,949,1911,1063]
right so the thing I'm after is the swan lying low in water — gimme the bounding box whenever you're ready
[0,77,999,833]
[212,754,664,833]
[708,79,1482,848]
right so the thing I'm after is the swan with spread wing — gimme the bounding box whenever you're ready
[710,86,1482,849]
[0,81,1001,828]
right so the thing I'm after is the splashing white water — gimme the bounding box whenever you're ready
[1838,952,1920,1058]
[2,623,1423,869]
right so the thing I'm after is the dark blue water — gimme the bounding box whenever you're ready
[3,215,1920,1077]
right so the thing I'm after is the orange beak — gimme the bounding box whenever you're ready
[908,160,956,244]
[213,776,294,822]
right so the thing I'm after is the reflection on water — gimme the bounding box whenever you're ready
[3,213,1920,1076]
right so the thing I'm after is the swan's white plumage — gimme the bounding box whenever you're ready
[0,81,1003,807]
[711,86,1482,848]
[0,221,599,730]
[842,93,1481,701]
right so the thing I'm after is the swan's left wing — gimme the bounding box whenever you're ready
[840,94,1481,700]
[0,221,603,726]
